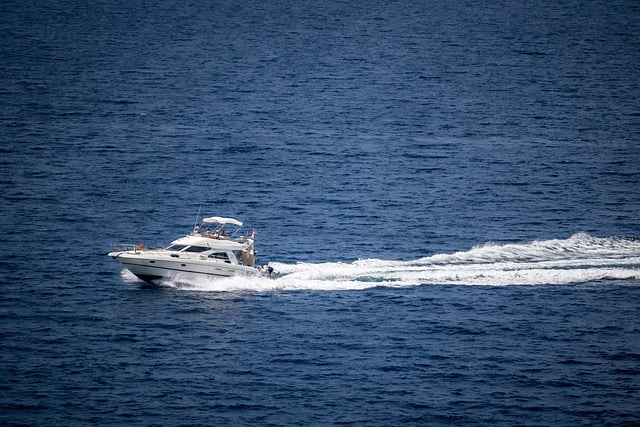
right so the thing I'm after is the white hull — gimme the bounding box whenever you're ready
[114,252,258,282]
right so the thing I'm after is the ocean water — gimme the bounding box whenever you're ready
[2,0,640,425]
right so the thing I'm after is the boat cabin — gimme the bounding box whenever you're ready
[166,218,256,267]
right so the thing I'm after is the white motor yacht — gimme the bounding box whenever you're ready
[108,216,275,283]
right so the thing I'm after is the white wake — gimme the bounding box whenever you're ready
[126,233,640,292]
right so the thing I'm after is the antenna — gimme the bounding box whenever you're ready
[193,205,202,232]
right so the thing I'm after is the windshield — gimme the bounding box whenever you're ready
[166,244,187,251]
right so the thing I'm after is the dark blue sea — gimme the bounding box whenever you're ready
[2,0,640,425]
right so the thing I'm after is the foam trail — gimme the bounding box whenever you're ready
[129,233,640,292]
[120,269,142,283]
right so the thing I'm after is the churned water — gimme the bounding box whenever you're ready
[2,0,640,425]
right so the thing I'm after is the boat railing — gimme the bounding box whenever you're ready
[114,243,150,253]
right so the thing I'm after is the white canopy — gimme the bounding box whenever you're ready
[202,216,243,226]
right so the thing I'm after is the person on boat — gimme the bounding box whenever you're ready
[203,227,212,238]
[220,227,227,238]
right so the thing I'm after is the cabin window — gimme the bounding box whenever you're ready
[208,252,231,263]
[166,244,187,251]
[184,246,209,253]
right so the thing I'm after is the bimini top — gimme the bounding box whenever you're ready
[202,216,243,226]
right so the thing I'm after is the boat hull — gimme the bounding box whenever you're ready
[110,252,260,283]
